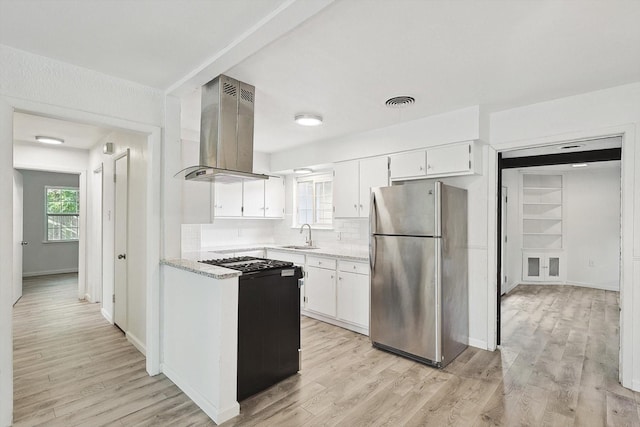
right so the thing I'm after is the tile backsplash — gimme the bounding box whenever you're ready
[181,216,369,254]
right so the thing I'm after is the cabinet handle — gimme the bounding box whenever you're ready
[419,166,423,171]
[427,164,432,169]
[339,276,342,280]
[354,204,358,209]
[353,265,356,270]
[331,275,334,279]
[359,204,363,209]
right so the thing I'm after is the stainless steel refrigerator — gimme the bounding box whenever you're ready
[370,180,468,367]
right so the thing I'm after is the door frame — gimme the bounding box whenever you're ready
[489,126,633,389]
[12,169,23,305]
[0,96,162,426]
[113,150,130,331]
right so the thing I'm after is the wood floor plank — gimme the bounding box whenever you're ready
[14,275,639,426]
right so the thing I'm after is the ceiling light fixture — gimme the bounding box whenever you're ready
[293,168,313,174]
[294,114,323,126]
[572,163,588,168]
[35,136,64,145]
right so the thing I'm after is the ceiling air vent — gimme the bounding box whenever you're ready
[558,143,585,150]
[385,96,415,108]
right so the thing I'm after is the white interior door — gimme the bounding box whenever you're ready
[13,169,23,305]
[114,152,129,331]
[500,186,508,295]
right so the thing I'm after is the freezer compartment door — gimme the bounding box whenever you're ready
[370,235,440,363]
[371,180,439,236]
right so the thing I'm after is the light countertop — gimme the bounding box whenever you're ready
[164,244,369,278]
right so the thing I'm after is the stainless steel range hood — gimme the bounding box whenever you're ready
[176,74,268,183]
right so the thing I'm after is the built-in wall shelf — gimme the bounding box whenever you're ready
[522,174,563,250]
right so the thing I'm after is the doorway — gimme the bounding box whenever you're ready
[497,141,622,344]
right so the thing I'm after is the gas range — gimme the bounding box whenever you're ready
[199,256,294,274]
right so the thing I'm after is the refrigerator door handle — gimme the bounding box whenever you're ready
[370,191,378,235]
[370,235,376,271]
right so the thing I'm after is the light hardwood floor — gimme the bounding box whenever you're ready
[14,276,640,426]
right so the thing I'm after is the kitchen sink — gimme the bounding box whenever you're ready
[279,245,319,250]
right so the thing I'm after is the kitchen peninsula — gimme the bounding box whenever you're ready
[160,244,369,424]
[161,259,242,424]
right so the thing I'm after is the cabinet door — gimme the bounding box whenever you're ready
[389,151,427,180]
[546,255,561,280]
[214,181,243,217]
[305,266,336,317]
[243,180,265,217]
[522,253,544,281]
[337,271,369,329]
[333,160,360,218]
[426,143,471,176]
[264,176,285,218]
[358,156,388,218]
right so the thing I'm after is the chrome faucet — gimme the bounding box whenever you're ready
[300,223,313,247]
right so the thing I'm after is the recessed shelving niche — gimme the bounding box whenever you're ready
[522,174,562,249]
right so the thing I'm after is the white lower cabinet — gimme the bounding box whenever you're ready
[305,264,337,317]
[522,252,563,282]
[337,261,369,329]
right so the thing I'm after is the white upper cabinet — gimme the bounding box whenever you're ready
[213,176,284,219]
[242,180,265,217]
[426,142,475,176]
[334,156,388,218]
[359,156,389,216]
[390,141,482,181]
[264,176,285,218]
[389,151,427,180]
[214,181,243,217]
[333,161,360,218]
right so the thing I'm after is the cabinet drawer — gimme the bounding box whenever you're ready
[306,256,336,270]
[338,260,369,275]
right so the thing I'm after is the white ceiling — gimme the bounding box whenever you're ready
[13,112,112,150]
[2,1,640,154]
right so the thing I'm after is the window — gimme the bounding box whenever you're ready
[295,173,333,227]
[45,186,80,242]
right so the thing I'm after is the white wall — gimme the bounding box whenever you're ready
[490,81,640,390]
[90,130,148,353]
[0,46,165,426]
[565,165,621,290]
[502,164,621,293]
[502,169,521,293]
[19,170,80,276]
[270,105,480,172]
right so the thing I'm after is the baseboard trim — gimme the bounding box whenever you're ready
[568,281,619,291]
[468,338,488,350]
[126,332,146,356]
[300,311,369,336]
[22,268,79,277]
[162,364,240,424]
[101,308,113,324]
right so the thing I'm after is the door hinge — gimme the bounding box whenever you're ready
[469,144,472,153]
[469,160,472,169]
[113,174,116,183]
[333,206,335,213]
[112,294,115,303]
[504,235,507,243]
[304,297,307,303]
[505,196,508,203]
